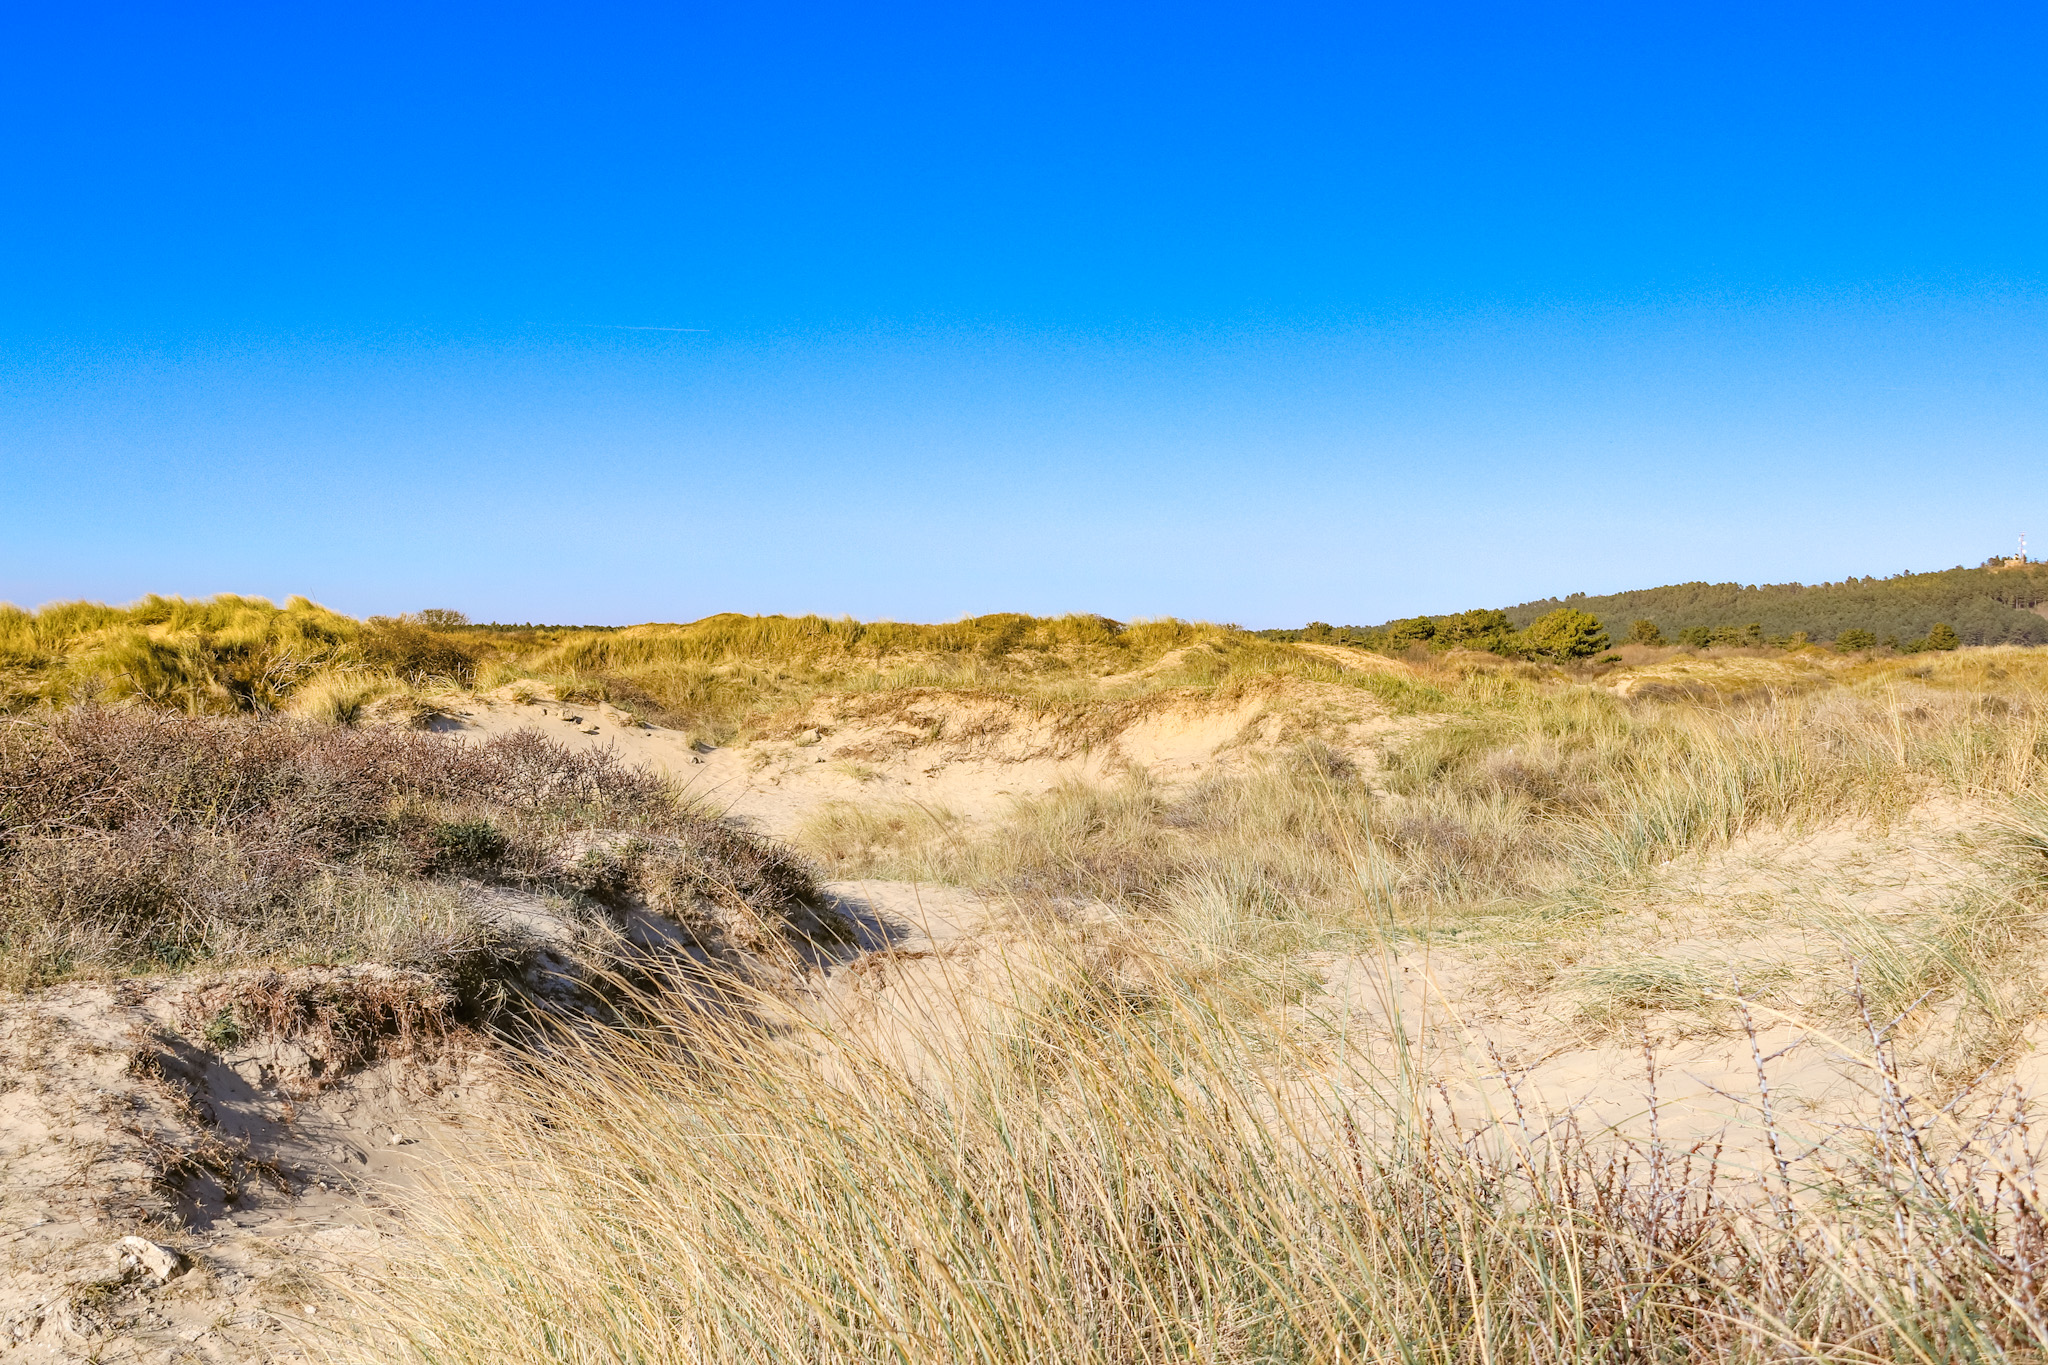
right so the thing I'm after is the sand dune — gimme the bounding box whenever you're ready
[431,679,1418,840]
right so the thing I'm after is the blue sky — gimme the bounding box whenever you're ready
[2,2,2042,626]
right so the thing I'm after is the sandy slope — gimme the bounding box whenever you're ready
[0,881,1009,1363]
[12,817,2041,1361]
[429,680,1416,840]
[13,665,2047,1357]
[0,976,488,1363]
[1311,793,2048,1182]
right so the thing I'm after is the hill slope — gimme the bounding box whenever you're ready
[1503,563,2048,647]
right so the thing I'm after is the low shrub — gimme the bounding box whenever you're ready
[357,619,479,684]
[0,709,821,988]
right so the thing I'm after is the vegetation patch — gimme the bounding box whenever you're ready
[178,964,460,1071]
[0,707,825,990]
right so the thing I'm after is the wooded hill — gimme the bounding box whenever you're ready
[1254,561,2048,654]
[1502,563,2048,648]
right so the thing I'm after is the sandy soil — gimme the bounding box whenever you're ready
[9,677,1417,1361]
[10,671,2044,1358]
[429,680,1417,840]
[1311,794,2047,1182]
[0,975,491,1363]
[0,881,1013,1363]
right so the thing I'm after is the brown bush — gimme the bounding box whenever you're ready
[179,964,458,1072]
[358,619,480,684]
[0,709,821,987]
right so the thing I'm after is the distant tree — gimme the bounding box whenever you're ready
[1520,608,1610,662]
[1926,622,1960,650]
[1442,607,1508,637]
[1495,563,2048,652]
[1628,619,1664,645]
[1302,621,1334,642]
[414,608,470,629]
[1677,626,1712,648]
[1836,628,1877,651]
[1439,608,1519,655]
[1384,616,1438,650]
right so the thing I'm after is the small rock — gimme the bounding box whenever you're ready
[795,729,822,746]
[110,1235,184,1283]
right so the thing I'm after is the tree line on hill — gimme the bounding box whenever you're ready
[1507,562,2048,648]
[1256,608,1617,662]
[1260,561,2048,661]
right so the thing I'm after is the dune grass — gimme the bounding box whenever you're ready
[342,918,2048,1364]
[503,611,1445,741]
[0,595,525,715]
[804,648,2048,913]
[0,597,1454,755]
[0,594,360,712]
[14,598,2048,1360]
[789,648,2048,1068]
[321,646,2048,1364]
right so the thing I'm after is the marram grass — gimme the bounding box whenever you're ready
[338,935,2048,1365]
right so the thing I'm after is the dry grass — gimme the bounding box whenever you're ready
[783,656,2048,1079]
[801,649,2046,936]
[15,604,2048,1361]
[505,614,1443,742]
[286,668,401,725]
[342,942,2048,1364]
[0,598,1444,748]
[317,645,2048,1364]
[0,595,507,715]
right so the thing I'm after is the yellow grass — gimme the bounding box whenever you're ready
[324,646,2048,1363]
[0,598,1443,737]
[15,596,2048,1360]
[343,922,2048,1363]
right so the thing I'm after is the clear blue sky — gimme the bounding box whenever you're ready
[2,2,2042,626]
